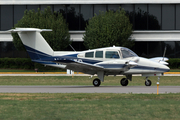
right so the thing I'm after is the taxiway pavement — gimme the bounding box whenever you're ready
[0,85,179,94]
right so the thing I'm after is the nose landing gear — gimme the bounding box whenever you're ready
[145,77,152,86]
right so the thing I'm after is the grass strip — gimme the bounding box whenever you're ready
[0,93,179,120]
[0,76,179,86]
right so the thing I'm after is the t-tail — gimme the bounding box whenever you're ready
[11,28,53,60]
[10,28,66,68]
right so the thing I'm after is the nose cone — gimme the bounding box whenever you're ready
[162,65,170,72]
[156,61,170,73]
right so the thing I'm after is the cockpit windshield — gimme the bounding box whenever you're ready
[121,48,138,58]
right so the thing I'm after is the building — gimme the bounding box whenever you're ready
[1,0,180,58]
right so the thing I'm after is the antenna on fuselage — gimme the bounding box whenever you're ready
[163,46,167,61]
[69,44,76,52]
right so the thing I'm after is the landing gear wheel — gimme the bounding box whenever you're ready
[145,80,152,86]
[93,78,101,87]
[120,78,129,86]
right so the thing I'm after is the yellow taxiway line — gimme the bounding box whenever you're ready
[0,72,179,74]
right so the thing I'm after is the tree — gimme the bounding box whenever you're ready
[83,8,134,49]
[12,6,70,51]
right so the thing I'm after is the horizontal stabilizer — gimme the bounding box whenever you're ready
[9,28,54,60]
[9,28,52,32]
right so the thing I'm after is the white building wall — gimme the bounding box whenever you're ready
[1,30,180,42]
[1,0,180,4]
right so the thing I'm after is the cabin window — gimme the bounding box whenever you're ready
[95,51,103,58]
[121,48,138,58]
[105,51,120,58]
[85,51,94,58]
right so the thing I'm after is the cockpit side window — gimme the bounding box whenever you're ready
[121,48,138,58]
[105,51,120,59]
[85,51,94,58]
[95,51,103,58]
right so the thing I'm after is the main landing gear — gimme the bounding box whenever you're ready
[93,78,101,87]
[120,78,129,86]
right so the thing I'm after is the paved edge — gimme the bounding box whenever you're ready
[0,72,179,74]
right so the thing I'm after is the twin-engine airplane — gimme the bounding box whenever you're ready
[10,28,170,87]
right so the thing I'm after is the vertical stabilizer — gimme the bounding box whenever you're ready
[11,28,53,60]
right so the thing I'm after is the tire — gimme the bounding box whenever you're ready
[93,78,101,87]
[120,78,129,86]
[145,80,152,86]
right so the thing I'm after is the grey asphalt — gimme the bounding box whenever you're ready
[0,85,179,94]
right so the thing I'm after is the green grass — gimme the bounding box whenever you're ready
[0,69,35,72]
[0,93,180,120]
[0,76,179,86]
[0,68,180,72]
[0,69,66,72]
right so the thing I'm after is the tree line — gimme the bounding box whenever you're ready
[12,6,134,51]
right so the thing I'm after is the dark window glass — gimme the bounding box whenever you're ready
[108,5,120,11]
[1,5,13,30]
[121,48,138,58]
[148,5,161,30]
[134,4,147,30]
[121,5,134,28]
[54,5,66,12]
[54,5,67,22]
[163,41,176,58]
[105,51,119,59]
[80,5,93,30]
[65,42,86,51]
[94,5,106,15]
[148,42,162,58]
[40,5,53,11]
[121,4,134,12]
[95,51,103,58]
[134,42,148,57]
[162,5,175,30]
[175,42,180,58]
[67,5,80,30]
[14,5,26,25]
[85,51,94,58]
[27,5,39,11]
[176,5,180,30]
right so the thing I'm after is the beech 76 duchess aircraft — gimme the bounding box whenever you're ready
[10,28,170,87]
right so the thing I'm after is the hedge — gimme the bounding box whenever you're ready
[168,58,180,69]
[0,58,179,70]
[0,58,64,71]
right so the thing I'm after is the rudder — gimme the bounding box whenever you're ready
[11,28,53,60]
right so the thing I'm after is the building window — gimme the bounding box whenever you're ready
[67,5,80,30]
[94,5,107,15]
[27,5,39,11]
[148,4,161,30]
[134,4,148,30]
[121,4,134,28]
[1,5,13,30]
[108,5,120,11]
[80,5,93,30]
[176,5,180,30]
[14,5,26,25]
[162,5,175,30]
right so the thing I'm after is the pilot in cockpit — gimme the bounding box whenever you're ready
[112,52,119,58]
